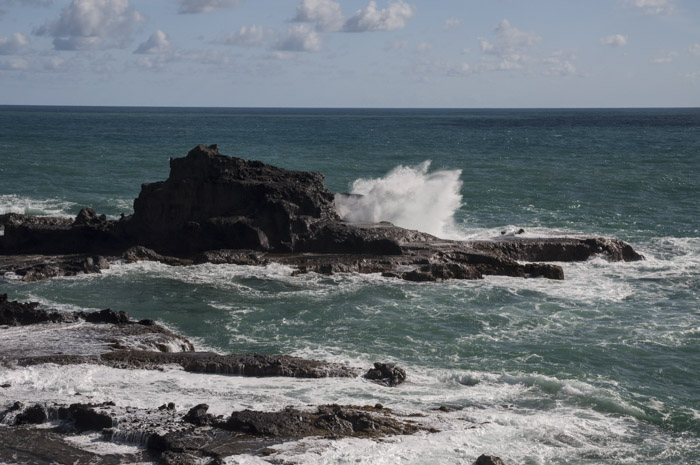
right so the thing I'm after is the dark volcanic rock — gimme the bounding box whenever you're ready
[0,210,125,255]
[471,237,644,263]
[182,403,214,426]
[0,254,110,282]
[0,293,72,325]
[80,308,131,325]
[0,401,430,464]
[225,404,424,438]
[15,404,49,425]
[99,350,362,378]
[122,246,192,266]
[0,144,644,284]
[125,144,339,254]
[58,403,114,432]
[364,362,407,387]
[476,454,507,465]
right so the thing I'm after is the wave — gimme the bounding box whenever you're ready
[0,194,76,217]
[334,161,465,240]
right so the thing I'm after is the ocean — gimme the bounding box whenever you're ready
[0,106,698,464]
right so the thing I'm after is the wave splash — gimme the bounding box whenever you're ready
[334,161,464,240]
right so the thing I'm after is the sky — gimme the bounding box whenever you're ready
[0,0,698,108]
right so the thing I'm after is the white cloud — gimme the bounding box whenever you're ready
[293,0,344,32]
[275,24,322,52]
[0,32,29,55]
[443,18,462,30]
[446,62,471,76]
[629,0,675,15]
[176,0,243,14]
[474,19,540,73]
[220,25,268,46]
[547,60,577,76]
[479,19,542,58]
[0,56,28,70]
[35,0,144,51]
[689,43,700,56]
[130,48,232,71]
[134,30,171,54]
[343,1,414,32]
[0,54,66,72]
[600,34,628,47]
[651,50,677,63]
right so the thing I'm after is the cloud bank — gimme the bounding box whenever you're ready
[35,0,143,51]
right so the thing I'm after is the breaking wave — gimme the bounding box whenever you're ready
[334,161,464,240]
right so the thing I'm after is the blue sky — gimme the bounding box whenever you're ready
[0,0,698,107]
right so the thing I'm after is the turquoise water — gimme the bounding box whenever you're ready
[1,106,699,464]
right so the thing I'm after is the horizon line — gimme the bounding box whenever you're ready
[1,104,699,111]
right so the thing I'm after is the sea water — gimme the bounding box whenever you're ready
[0,106,698,464]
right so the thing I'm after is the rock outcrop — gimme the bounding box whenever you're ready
[0,400,430,465]
[0,294,401,386]
[125,144,339,254]
[0,144,644,283]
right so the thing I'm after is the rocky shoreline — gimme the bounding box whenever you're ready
[1,145,645,464]
[0,293,490,464]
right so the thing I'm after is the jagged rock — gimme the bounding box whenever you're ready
[0,294,168,328]
[192,249,267,265]
[126,144,338,254]
[122,246,193,266]
[364,362,407,387]
[183,404,213,426]
[0,210,123,255]
[476,454,507,465]
[80,308,131,325]
[224,404,424,438]
[0,293,71,325]
[0,145,643,283]
[99,350,361,378]
[58,403,114,432]
[15,404,48,425]
[471,237,644,262]
[0,254,110,282]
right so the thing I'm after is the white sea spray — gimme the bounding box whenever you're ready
[334,161,465,240]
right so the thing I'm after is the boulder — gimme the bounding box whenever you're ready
[364,362,407,387]
[476,454,507,465]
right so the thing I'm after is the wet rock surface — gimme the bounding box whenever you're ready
[1,294,421,463]
[0,400,431,465]
[0,144,643,284]
[0,294,395,384]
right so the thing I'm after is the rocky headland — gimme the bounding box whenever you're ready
[0,144,643,283]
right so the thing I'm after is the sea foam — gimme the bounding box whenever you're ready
[334,161,465,240]
[0,194,76,217]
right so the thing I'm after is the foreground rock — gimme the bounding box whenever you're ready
[0,294,399,385]
[0,401,431,465]
[0,144,644,283]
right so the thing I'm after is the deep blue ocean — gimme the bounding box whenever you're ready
[1,106,698,464]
